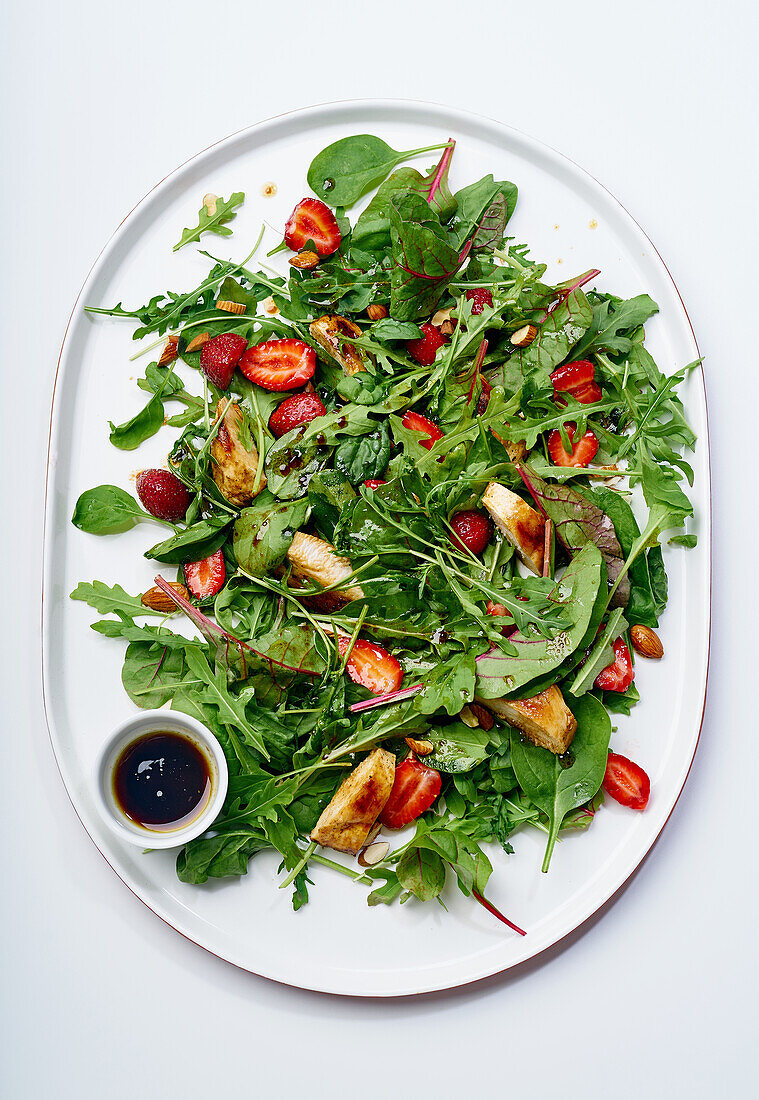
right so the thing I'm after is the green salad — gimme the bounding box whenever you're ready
[71,135,697,928]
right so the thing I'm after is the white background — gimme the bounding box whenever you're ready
[1,0,756,1096]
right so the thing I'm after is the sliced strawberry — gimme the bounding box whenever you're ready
[547,422,599,467]
[337,636,403,695]
[406,322,447,366]
[269,391,326,438]
[401,410,444,450]
[199,333,248,390]
[476,376,492,415]
[603,751,650,810]
[284,198,341,257]
[135,469,192,522]
[465,287,493,315]
[594,637,635,692]
[486,600,512,617]
[184,549,226,599]
[363,479,386,489]
[551,359,595,393]
[570,381,603,404]
[239,339,316,392]
[380,756,442,829]
[449,510,493,555]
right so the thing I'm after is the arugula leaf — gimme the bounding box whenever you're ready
[184,647,270,761]
[71,485,154,535]
[567,607,627,697]
[307,135,451,207]
[173,192,245,252]
[70,580,167,618]
[572,293,659,359]
[510,692,611,871]
[423,722,494,773]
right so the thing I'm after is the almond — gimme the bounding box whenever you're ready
[141,582,190,613]
[510,323,538,348]
[469,703,494,732]
[367,303,388,321]
[185,331,211,353]
[630,624,664,659]
[431,307,456,337]
[202,192,219,216]
[405,736,434,756]
[158,334,179,366]
[216,299,246,314]
[459,705,479,728]
[358,841,390,867]
[289,250,319,270]
[262,296,279,315]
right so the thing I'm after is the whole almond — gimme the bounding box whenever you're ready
[158,334,179,366]
[289,250,320,270]
[630,624,664,659]
[367,303,389,321]
[185,331,211,353]
[141,582,190,613]
[510,323,539,348]
[405,736,434,756]
[216,299,246,314]
[469,703,494,732]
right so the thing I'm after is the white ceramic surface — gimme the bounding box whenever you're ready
[95,710,229,848]
[43,100,710,996]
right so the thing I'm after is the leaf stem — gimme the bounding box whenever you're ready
[279,840,317,890]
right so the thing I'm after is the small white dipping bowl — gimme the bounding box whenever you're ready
[95,710,228,849]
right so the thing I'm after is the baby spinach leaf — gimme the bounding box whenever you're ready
[510,692,611,872]
[475,544,605,697]
[397,847,446,901]
[109,393,165,450]
[334,420,391,484]
[369,319,423,341]
[417,651,479,716]
[173,191,245,252]
[308,471,356,541]
[71,485,153,535]
[233,493,309,576]
[307,135,450,207]
[264,425,331,500]
[415,827,492,897]
[144,516,231,564]
[177,828,269,884]
[424,722,494,773]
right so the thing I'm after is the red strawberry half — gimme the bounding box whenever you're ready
[406,322,447,366]
[240,339,316,392]
[199,333,248,390]
[547,423,599,467]
[465,287,493,315]
[284,198,341,257]
[449,510,493,555]
[269,392,327,438]
[184,549,226,600]
[135,469,192,522]
[363,479,386,489]
[337,636,403,695]
[401,410,444,450]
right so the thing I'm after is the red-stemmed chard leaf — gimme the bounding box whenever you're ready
[425,138,456,215]
[516,466,630,607]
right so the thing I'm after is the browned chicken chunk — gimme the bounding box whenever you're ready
[309,314,368,376]
[481,481,545,574]
[310,748,396,854]
[477,686,577,755]
[286,531,364,602]
[210,399,265,507]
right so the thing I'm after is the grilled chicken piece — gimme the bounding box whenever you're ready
[286,531,364,602]
[310,748,396,854]
[309,314,368,376]
[477,686,577,755]
[491,429,527,463]
[481,481,545,574]
[211,399,265,507]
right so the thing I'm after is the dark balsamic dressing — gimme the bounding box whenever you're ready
[113,732,211,831]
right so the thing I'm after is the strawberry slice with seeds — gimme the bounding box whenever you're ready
[239,339,317,391]
[380,756,442,829]
[135,469,192,522]
[551,360,602,405]
[449,510,493,555]
[284,198,341,257]
[184,549,226,600]
[547,422,599,467]
[199,333,248,390]
[337,636,404,695]
[363,479,386,490]
[401,410,444,450]
[406,322,447,366]
[269,391,326,438]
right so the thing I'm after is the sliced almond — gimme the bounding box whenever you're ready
[358,841,390,867]
[469,703,494,732]
[141,582,190,613]
[216,299,246,315]
[510,324,539,348]
[185,331,211,353]
[202,192,219,216]
[367,303,388,321]
[405,736,434,756]
[630,624,664,659]
[289,250,319,270]
[261,182,277,198]
[158,334,179,366]
[262,295,279,315]
[431,307,456,337]
[459,705,480,729]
